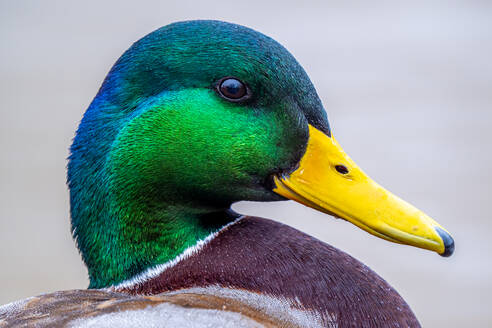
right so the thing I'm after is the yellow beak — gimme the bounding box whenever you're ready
[273,125,454,256]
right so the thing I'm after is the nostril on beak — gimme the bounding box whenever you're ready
[335,165,349,175]
[435,227,455,257]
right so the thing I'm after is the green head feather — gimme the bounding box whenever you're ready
[68,20,330,288]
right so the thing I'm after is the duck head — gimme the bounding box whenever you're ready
[68,20,453,288]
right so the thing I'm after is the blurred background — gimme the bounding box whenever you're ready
[1,1,491,326]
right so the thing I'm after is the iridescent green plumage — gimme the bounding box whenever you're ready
[68,20,329,288]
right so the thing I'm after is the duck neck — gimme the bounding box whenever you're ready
[74,187,238,289]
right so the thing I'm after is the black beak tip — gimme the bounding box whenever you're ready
[435,227,455,257]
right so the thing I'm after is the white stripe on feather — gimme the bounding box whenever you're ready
[112,216,243,290]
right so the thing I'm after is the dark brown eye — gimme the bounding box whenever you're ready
[335,165,349,175]
[217,77,248,101]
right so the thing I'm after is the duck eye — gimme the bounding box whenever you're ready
[217,77,248,101]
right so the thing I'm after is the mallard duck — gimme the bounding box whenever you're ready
[0,20,454,327]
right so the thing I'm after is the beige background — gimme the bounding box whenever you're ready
[1,1,491,326]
